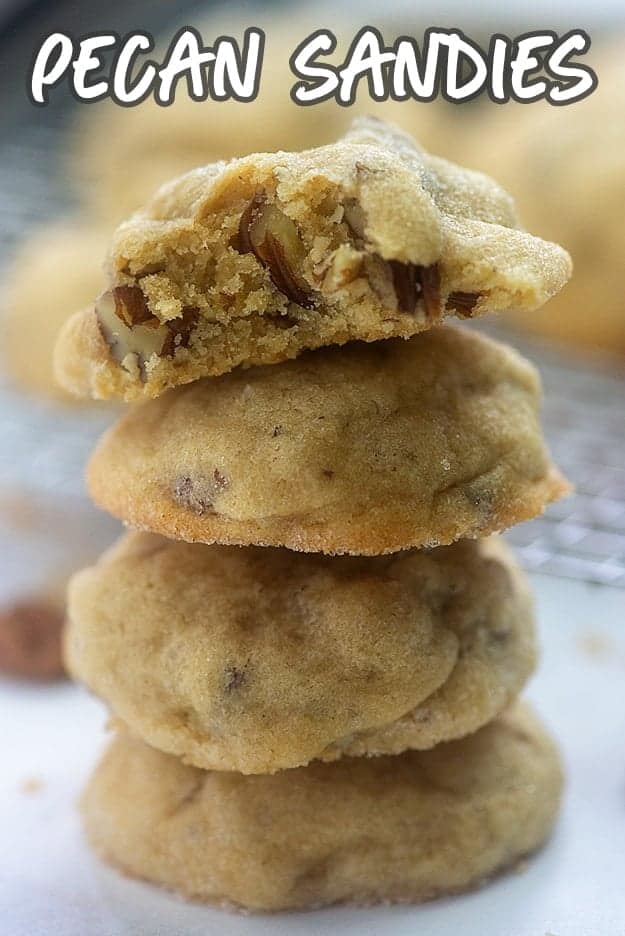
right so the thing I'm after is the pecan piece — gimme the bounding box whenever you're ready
[388,262,441,318]
[421,264,441,320]
[447,291,481,317]
[96,290,200,376]
[96,289,167,375]
[160,306,199,358]
[111,285,155,326]
[172,470,229,515]
[389,261,419,314]
[239,195,315,309]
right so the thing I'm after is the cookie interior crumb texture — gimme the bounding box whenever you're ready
[54,117,571,401]
[65,534,536,773]
[87,327,570,555]
[81,704,563,912]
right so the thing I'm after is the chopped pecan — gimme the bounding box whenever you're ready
[173,470,229,515]
[239,194,315,309]
[447,291,481,317]
[421,264,441,320]
[96,289,167,375]
[388,262,441,318]
[160,307,199,358]
[389,262,419,313]
[96,289,200,376]
[111,285,155,327]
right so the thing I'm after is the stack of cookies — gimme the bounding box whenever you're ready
[55,118,572,912]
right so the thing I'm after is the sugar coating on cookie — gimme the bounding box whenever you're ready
[54,117,571,401]
[66,533,535,773]
[82,704,563,911]
[87,327,570,555]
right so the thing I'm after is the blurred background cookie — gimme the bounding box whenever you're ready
[465,42,625,357]
[2,220,108,401]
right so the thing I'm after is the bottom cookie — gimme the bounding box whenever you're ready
[82,703,562,913]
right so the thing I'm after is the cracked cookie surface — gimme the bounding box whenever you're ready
[54,117,571,401]
[66,533,535,773]
[82,703,563,911]
[87,327,570,555]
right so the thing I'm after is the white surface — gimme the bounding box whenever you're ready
[2,573,625,936]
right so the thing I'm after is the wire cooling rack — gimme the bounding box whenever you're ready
[1,122,624,588]
[495,326,625,588]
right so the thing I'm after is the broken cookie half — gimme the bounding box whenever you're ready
[54,117,572,402]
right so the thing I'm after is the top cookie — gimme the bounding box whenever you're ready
[54,117,571,402]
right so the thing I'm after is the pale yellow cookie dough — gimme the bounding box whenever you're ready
[3,221,108,400]
[54,118,571,401]
[82,704,563,911]
[87,327,569,555]
[66,533,535,773]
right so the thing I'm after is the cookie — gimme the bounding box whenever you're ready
[66,533,534,773]
[465,43,624,356]
[87,327,569,555]
[3,221,108,400]
[54,117,571,401]
[82,703,563,911]
[73,19,468,222]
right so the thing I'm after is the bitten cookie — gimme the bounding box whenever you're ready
[73,18,461,222]
[87,327,569,555]
[82,704,563,911]
[55,117,571,401]
[65,533,535,773]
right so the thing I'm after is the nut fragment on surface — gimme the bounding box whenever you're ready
[238,194,315,308]
[172,470,229,515]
